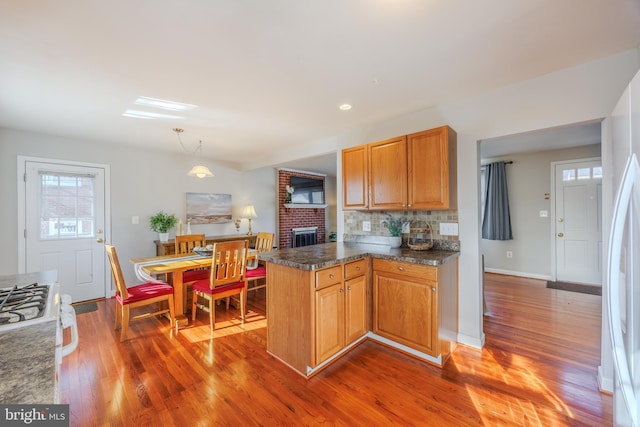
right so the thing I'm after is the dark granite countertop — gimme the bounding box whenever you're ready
[0,271,59,404]
[258,242,459,270]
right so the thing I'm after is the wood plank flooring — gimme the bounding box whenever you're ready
[61,273,612,426]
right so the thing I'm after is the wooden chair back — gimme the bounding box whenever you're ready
[175,234,206,255]
[105,245,129,299]
[254,232,274,253]
[209,240,249,289]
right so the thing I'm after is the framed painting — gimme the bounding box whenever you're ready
[186,193,232,224]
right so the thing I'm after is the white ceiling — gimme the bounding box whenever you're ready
[1,1,639,177]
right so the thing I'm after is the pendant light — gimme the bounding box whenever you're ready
[173,128,214,178]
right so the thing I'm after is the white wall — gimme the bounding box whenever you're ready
[0,128,278,288]
[481,144,602,279]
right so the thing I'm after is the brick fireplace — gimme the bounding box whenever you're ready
[278,169,326,249]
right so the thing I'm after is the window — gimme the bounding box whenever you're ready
[39,172,96,239]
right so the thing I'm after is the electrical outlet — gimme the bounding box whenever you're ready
[539,210,548,218]
[439,222,459,236]
[506,251,513,258]
[362,221,371,231]
[131,216,139,225]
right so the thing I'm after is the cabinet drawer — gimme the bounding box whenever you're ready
[315,265,342,289]
[372,259,437,282]
[344,259,366,279]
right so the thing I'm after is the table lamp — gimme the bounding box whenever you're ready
[243,205,257,236]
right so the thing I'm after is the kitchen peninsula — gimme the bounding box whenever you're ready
[259,242,459,377]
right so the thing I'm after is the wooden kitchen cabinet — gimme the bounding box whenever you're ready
[342,125,457,210]
[266,258,369,376]
[407,126,457,210]
[314,259,368,365]
[342,144,369,209]
[372,258,458,364]
[369,136,408,210]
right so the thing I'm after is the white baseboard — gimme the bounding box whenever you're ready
[457,332,485,349]
[598,365,614,393]
[484,268,552,281]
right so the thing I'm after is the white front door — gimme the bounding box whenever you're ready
[21,159,108,302]
[554,159,602,285]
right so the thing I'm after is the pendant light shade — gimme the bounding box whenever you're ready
[174,128,214,179]
[187,163,214,178]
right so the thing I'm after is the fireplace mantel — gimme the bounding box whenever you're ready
[283,203,328,209]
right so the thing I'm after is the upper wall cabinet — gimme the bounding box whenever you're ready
[407,126,457,210]
[342,144,369,210]
[342,125,457,210]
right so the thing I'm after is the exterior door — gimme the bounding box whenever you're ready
[554,159,602,285]
[21,159,108,302]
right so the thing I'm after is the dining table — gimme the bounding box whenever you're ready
[130,250,257,328]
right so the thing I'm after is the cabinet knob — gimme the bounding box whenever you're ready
[329,274,335,279]
[398,266,404,271]
[355,266,360,271]
[347,286,352,291]
[339,288,344,293]
[432,287,436,292]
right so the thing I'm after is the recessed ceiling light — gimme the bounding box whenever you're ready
[134,96,197,111]
[339,104,352,111]
[122,109,185,120]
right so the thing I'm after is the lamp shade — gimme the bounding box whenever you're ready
[242,205,257,219]
[187,164,214,178]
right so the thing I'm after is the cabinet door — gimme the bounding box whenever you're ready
[369,136,407,210]
[407,126,456,209]
[342,145,369,210]
[315,282,345,365]
[345,274,367,344]
[373,270,437,356]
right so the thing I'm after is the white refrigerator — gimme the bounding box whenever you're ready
[608,68,640,426]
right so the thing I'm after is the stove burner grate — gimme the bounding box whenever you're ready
[0,283,49,325]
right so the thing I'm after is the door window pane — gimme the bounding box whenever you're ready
[39,172,96,239]
[592,166,603,179]
[563,169,576,181]
[577,168,591,180]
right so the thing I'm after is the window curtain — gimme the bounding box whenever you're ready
[482,161,513,240]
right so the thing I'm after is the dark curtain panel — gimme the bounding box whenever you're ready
[482,161,513,240]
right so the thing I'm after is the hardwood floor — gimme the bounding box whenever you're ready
[62,273,612,426]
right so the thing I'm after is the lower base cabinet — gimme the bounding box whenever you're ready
[266,259,369,376]
[266,256,457,376]
[315,260,368,366]
[372,258,458,362]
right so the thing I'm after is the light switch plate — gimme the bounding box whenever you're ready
[132,215,139,225]
[362,221,371,231]
[440,222,458,236]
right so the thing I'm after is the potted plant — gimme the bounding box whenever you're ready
[149,211,178,243]
[285,185,295,204]
[382,214,408,248]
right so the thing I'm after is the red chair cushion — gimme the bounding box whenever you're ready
[246,266,266,278]
[183,269,210,282]
[117,281,173,305]
[192,279,245,295]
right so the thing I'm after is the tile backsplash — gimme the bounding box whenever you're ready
[343,210,459,242]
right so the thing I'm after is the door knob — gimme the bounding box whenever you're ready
[96,238,104,243]
[557,218,564,223]
[557,233,564,238]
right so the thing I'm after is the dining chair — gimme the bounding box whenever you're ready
[175,234,209,312]
[105,245,175,342]
[246,231,274,293]
[175,233,207,256]
[191,240,248,331]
